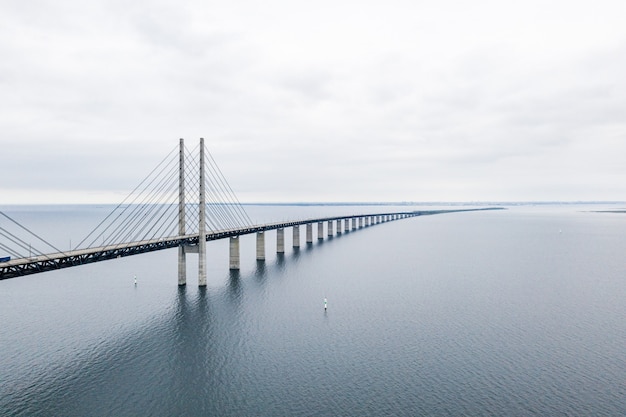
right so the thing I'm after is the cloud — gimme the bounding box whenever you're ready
[1,0,626,203]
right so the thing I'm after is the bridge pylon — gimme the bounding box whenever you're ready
[178,137,208,287]
[178,138,186,285]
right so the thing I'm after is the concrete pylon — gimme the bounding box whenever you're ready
[178,138,186,286]
[198,138,207,286]
[318,222,324,240]
[328,220,333,237]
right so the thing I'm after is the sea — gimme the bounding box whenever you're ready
[1,203,625,417]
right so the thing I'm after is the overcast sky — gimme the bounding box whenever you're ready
[1,0,625,204]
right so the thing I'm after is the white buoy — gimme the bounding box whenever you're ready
[134,275,137,286]
[324,297,327,311]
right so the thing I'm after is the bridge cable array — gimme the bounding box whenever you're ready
[1,141,253,261]
[73,141,253,251]
[0,212,68,259]
[75,144,180,250]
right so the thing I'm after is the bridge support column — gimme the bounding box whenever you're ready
[198,138,207,287]
[318,222,324,240]
[306,223,313,244]
[256,231,265,261]
[351,218,356,231]
[359,217,363,228]
[230,236,240,270]
[336,219,342,234]
[178,138,187,286]
[293,225,300,248]
[328,220,333,237]
[344,219,349,233]
[178,247,186,285]
[277,228,284,254]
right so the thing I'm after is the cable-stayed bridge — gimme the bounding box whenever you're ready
[1,139,499,284]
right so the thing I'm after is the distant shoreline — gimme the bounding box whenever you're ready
[1,201,625,208]
[240,201,626,207]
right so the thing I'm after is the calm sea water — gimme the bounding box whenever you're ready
[1,204,625,416]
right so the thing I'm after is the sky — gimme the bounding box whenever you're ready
[1,0,625,204]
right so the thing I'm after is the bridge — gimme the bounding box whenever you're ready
[1,139,500,284]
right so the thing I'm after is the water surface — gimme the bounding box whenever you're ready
[1,204,625,416]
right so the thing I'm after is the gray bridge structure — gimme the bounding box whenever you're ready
[1,139,499,284]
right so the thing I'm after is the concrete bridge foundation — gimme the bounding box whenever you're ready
[229,236,240,270]
[277,228,284,253]
[293,225,300,248]
[256,231,265,261]
[306,223,313,244]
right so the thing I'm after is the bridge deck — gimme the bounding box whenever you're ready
[1,209,501,280]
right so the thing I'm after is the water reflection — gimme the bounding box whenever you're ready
[171,285,215,414]
[254,260,266,279]
[227,270,242,296]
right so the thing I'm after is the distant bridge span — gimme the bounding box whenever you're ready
[0,138,502,283]
[0,209,500,281]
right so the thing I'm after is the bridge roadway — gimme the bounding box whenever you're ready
[0,208,498,280]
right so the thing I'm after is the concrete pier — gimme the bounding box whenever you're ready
[352,218,356,231]
[293,225,300,248]
[306,223,313,244]
[256,231,265,261]
[229,236,240,270]
[336,219,342,234]
[344,219,349,233]
[318,222,324,240]
[328,220,333,237]
[277,228,284,253]
[178,246,186,285]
